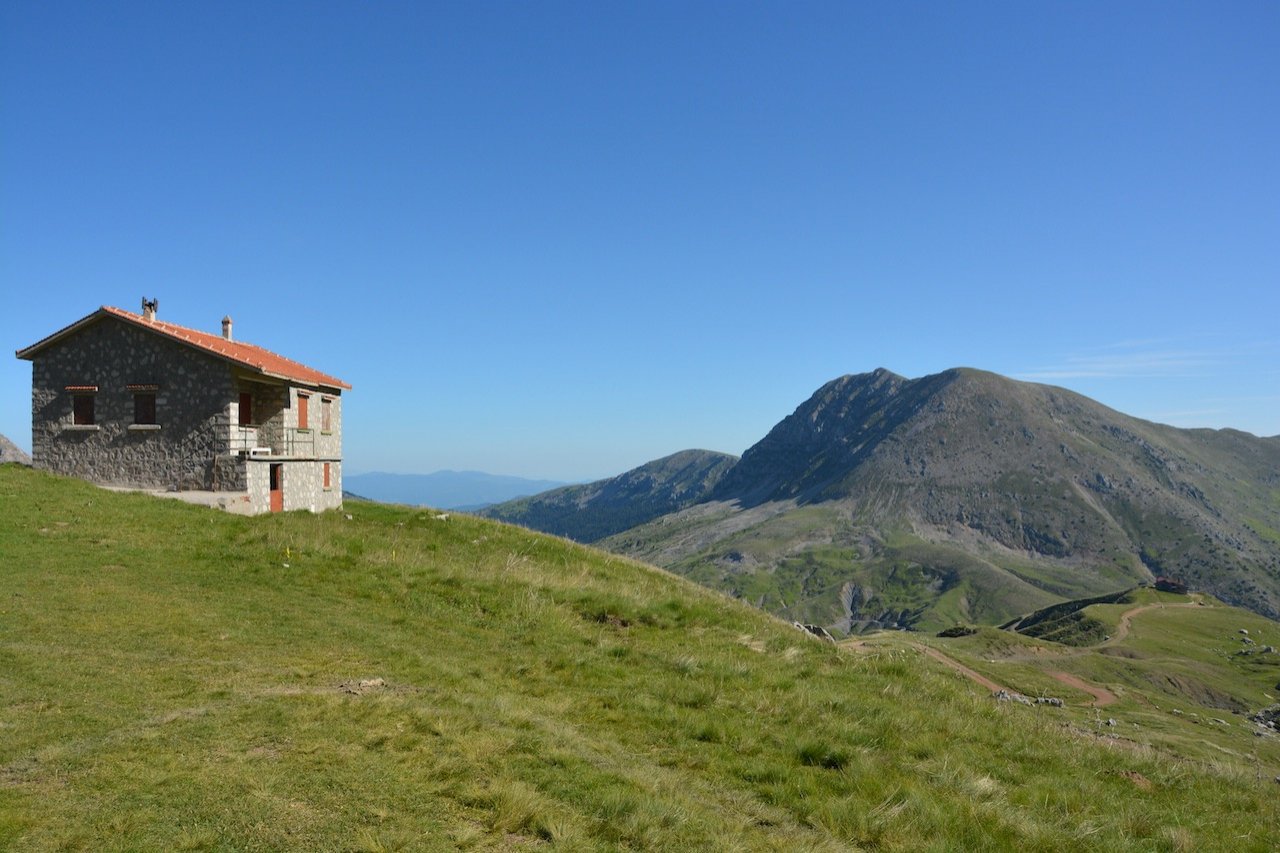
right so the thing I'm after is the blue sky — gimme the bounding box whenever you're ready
[3,1,1277,481]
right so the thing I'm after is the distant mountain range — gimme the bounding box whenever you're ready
[344,470,568,510]
[483,368,1280,633]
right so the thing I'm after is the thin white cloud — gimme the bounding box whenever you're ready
[1011,339,1280,436]
[1014,348,1220,381]
[1090,336,1186,352]
[1139,408,1226,422]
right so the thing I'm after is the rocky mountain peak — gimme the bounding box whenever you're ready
[710,368,954,504]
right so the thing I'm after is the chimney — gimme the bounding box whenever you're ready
[222,315,233,341]
[141,297,158,322]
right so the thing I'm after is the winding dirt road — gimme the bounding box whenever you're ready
[919,643,1118,708]
[1097,595,1203,648]
[917,644,1008,694]
[912,595,1206,708]
[1041,594,1204,706]
[1047,671,1117,707]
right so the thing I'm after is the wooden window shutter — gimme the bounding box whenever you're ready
[73,394,95,425]
[134,393,156,425]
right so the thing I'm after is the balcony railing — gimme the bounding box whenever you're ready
[225,424,316,458]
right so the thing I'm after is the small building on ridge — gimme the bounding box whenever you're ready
[15,300,350,514]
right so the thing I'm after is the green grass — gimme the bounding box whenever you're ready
[2,465,1278,850]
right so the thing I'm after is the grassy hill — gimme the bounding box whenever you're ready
[2,465,1278,850]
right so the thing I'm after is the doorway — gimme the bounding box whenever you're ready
[269,464,283,513]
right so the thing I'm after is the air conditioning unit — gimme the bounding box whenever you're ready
[248,447,272,458]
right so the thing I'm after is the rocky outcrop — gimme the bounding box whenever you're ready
[837,582,926,634]
[792,622,837,643]
[1251,704,1280,731]
[0,434,31,466]
[993,690,1064,708]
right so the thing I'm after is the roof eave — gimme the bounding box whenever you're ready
[258,369,352,392]
[17,306,352,391]
[15,307,111,360]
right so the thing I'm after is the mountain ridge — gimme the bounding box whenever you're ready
[487,368,1280,629]
[480,449,737,542]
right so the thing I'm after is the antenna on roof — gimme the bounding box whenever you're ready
[141,297,158,322]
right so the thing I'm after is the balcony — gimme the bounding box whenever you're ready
[225,423,316,458]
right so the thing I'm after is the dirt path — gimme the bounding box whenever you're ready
[921,644,1121,708]
[1047,670,1117,707]
[912,595,1205,707]
[1099,595,1202,647]
[916,644,1009,694]
[1040,594,1203,706]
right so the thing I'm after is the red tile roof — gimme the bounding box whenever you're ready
[16,306,351,391]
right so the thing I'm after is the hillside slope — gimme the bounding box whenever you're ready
[3,465,1276,850]
[481,449,737,542]
[509,369,1280,631]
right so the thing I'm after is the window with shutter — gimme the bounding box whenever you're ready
[73,394,95,425]
[133,393,156,425]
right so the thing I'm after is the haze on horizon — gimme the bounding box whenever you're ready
[3,2,1276,482]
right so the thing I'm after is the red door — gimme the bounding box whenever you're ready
[269,464,283,513]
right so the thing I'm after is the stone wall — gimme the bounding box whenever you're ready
[30,317,235,490]
[284,460,343,512]
[245,459,342,513]
[212,454,248,491]
[315,393,342,460]
[329,459,343,508]
[246,460,271,514]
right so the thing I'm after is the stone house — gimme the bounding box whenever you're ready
[15,301,351,514]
